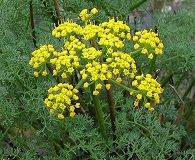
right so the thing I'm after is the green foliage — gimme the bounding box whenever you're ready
[110,96,185,159]
[154,1,195,73]
[152,0,195,152]
[176,149,195,160]
[0,0,195,159]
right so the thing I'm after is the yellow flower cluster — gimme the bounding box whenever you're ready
[107,51,137,79]
[49,36,85,77]
[51,9,131,51]
[29,45,54,69]
[100,18,131,36]
[44,83,80,119]
[133,30,164,59]
[80,18,131,48]
[64,35,86,50]
[98,32,124,48]
[79,8,98,22]
[29,8,164,119]
[29,45,55,77]
[52,19,82,38]
[131,74,163,111]
[82,47,102,60]
[81,24,103,41]
[80,62,111,81]
[98,18,131,48]
[79,50,137,95]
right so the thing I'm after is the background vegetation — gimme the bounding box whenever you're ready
[0,0,194,159]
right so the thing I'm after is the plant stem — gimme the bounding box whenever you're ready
[92,40,115,138]
[75,78,86,89]
[182,80,194,100]
[104,80,116,134]
[130,0,148,11]
[161,72,174,87]
[41,1,58,25]
[29,0,37,47]
[148,54,157,76]
[53,0,60,20]
[130,49,142,58]
[0,125,11,143]
[108,79,139,94]
[90,83,107,139]
[0,0,3,7]
[46,63,61,83]
[169,84,185,125]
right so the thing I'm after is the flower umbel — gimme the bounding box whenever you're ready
[131,74,163,110]
[29,8,164,119]
[133,30,164,59]
[44,83,80,119]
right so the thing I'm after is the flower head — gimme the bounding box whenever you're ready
[133,30,164,59]
[44,83,80,119]
[29,8,164,119]
[131,74,163,110]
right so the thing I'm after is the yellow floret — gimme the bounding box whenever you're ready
[134,43,140,50]
[75,103,80,108]
[136,94,142,100]
[58,113,64,119]
[42,70,48,76]
[144,102,150,108]
[70,112,76,117]
[34,71,39,77]
[105,84,111,90]
[96,83,102,90]
[90,8,98,15]
[93,90,99,95]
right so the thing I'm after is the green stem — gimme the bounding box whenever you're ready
[184,98,195,121]
[148,54,157,76]
[0,0,3,7]
[130,0,148,11]
[90,83,107,139]
[53,0,61,20]
[0,125,11,143]
[182,79,194,100]
[131,49,142,58]
[161,55,181,62]
[161,72,174,87]
[127,120,157,144]
[75,78,86,89]
[46,63,61,83]
[175,72,187,88]
[104,80,116,134]
[108,79,139,94]
[14,73,31,91]
[29,0,37,48]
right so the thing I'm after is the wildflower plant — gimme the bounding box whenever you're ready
[29,8,164,138]
[2,0,195,159]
